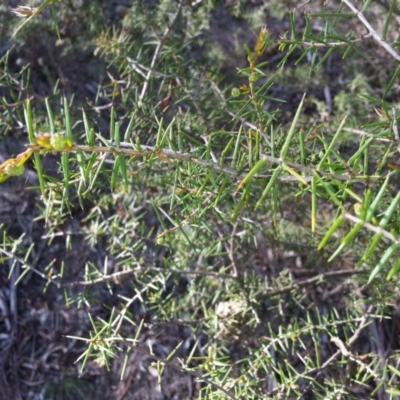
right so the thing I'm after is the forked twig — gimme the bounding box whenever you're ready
[342,0,400,62]
[103,337,239,400]
[157,193,215,239]
[139,1,183,102]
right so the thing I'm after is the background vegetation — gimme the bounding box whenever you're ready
[1,0,400,399]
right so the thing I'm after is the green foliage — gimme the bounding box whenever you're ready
[2,0,400,399]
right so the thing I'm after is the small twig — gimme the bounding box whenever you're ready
[266,305,375,396]
[228,220,240,278]
[392,107,400,154]
[139,2,183,102]
[61,264,234,287]
[259,152,375,182]
[343,127,393,143]
[126,58,150,79]
[265,347,342,398]
[331,335,382,384]
[214,221,241,278]
[260,268,368,298]
[279,33,372,48]
[126,57,173,79]
[0,248,54,285]
[348,304,374,345]
[0,249,235,288]
[0,96,35,110]
[1,243,367,291]
[297,305,375,397]
[101,338,239,400]
[344,212,399,244]
[111,276,162,337]
[158,193,215,239]
[342,0,400,62]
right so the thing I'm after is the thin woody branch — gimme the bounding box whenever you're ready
[279,33,372,48]
[25,142,378,184]
[342,0,400,62]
